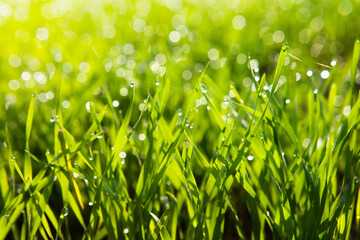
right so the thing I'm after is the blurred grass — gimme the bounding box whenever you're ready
[1,0,360,239]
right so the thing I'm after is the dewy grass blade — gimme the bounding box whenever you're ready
[228,44,288,176]
[351,39,360,105]
[24,92,36,181]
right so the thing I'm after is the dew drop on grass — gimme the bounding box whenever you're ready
[88,202,94,206]
[89,157,93,161]
[266,211,271,217]
[307,70,313,77]
[190,123,194,129]
[50,118,55,122]
[73,172,78,178]
[121,159,126,165]
[247,155,254,161]
[155,80,160,86]
[320,70,330,79]
[285,99,290,104]
[139,133,146,141]
[94,176,98,179]
[63,208,68,217]
[86,102,92,112]
[207,105,210,110]
[314,89,318,94]
[130,81,134,88]
[124,228,129,234]
[200,83,207,93]
[119,151,126,159]
[178,112,182,117]
[185,121,189,127]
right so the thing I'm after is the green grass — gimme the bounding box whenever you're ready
[1,0,360,239]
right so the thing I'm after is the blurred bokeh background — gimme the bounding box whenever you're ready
[1,0,360,172]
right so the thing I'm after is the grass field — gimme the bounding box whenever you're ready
[1,0,360,239]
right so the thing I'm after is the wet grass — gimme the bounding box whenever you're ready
[1,0,360,239]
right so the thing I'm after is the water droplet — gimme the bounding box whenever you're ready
[260,134,264,140]
[293,154,297,158]
[281,152,285,157]
[63,208,69,217]
[190,123,194,129]
[314,89,318,94]
[285,99,290,104]
[124,228,129,234]
[178,112,182,117]
[50,118,55,122]
[321,70,330,79]
[121,159,126,165]
[89,157,93,161]
[119,151,126,159]
[94,176,98,179]
[155,80,160,86]
[200,83,207,93]
[207,105,210,110]
[5,213,10,218]
[97,135,103,139]
[247,155,254,161]
[73,172,78,178]
[88,202,94,206]
[266,211,270,217]
[185,121,190,127]
[130,82,134,88]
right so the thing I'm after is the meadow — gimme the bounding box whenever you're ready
[0,0,360,239]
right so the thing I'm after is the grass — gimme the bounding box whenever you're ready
[1,0,360,239]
